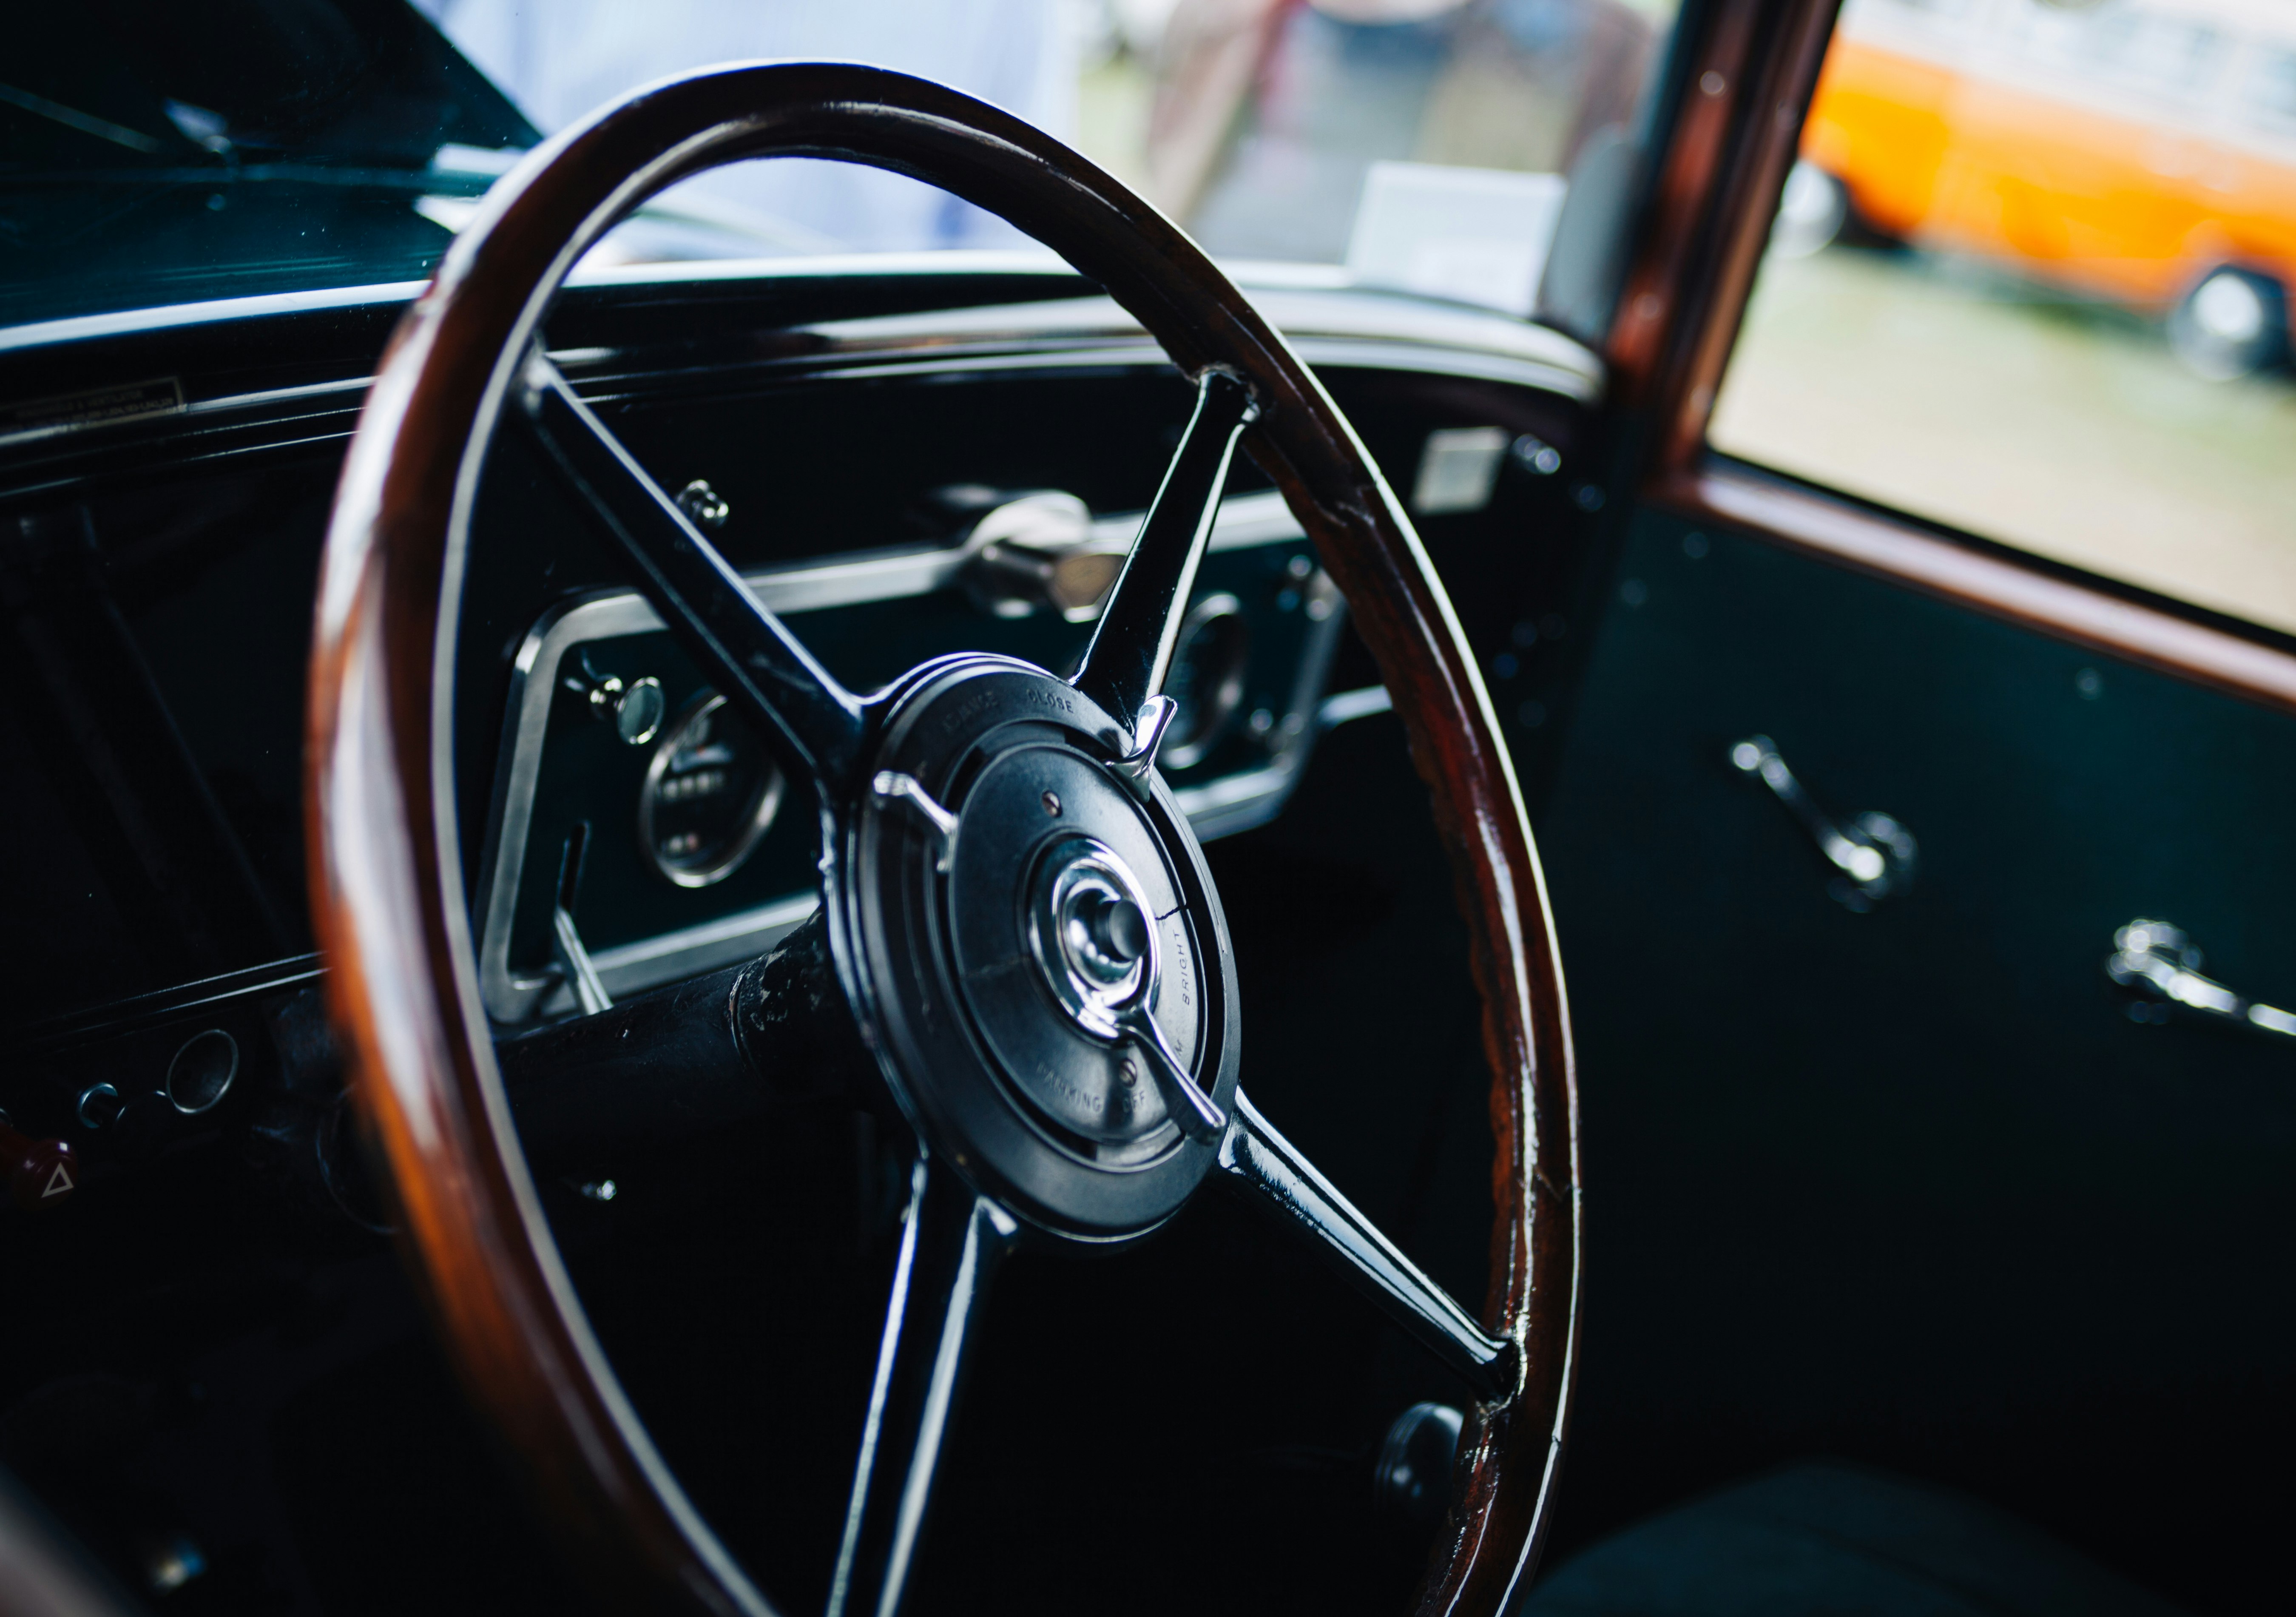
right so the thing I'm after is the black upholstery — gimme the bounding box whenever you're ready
[1525,1464,2187,1617]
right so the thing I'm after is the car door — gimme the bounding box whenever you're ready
[1509,2,2296,1611]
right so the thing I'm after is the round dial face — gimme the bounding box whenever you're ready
[636,692,786,887]
[1161,593,1250,769]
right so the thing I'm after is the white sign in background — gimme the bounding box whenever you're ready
[1345,161,1569,318]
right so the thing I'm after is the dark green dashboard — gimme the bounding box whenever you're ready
[0,258,1599,1221]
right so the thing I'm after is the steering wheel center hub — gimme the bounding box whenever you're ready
[1029,838,1157,1038]
[839,658,1240,1236]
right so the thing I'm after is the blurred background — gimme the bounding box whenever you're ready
[418,0,2296,639]
[1714,0,2296,639]
[417,0,1678,333]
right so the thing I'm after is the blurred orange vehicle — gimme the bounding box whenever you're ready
[1779,0,2296,376]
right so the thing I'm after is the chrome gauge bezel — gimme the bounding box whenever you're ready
[636,692,788,888]
[1160,592,1250,770]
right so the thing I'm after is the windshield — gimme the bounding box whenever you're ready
[2,0,1681,336]
[1,0,535,330]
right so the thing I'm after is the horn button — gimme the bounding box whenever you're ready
[953,753,1202,1154]
[845,662,1236,1236]
[1029,839,1157,1037]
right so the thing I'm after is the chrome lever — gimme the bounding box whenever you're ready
[552,824,612,1015]
[1729,734,1915,912]
[1114,694,1177,801]
[2107,918,2296,1038]
[871,771,961,872]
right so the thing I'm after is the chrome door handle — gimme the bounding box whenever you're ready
[2107,918,2296,1038]
[1729,734,1916,912]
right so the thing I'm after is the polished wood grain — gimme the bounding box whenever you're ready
[1604,0,1781,408]
[1612,0,2296,718]
[1639,0,1842,468]
[306,63,1579,1616]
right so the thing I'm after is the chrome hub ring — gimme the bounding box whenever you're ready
[1027,836,1159,1039]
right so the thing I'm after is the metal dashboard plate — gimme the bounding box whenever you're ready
[475,491,1344,1024]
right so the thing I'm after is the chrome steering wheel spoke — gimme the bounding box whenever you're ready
[517,354,868,789]
[828,1156,1018,1617]
[1217,1090,1518,1404]
[1070,368,1257,733]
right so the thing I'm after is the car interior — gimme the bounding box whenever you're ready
[0,1,2288,1615]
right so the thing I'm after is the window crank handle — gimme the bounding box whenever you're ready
[1730,735,1915,910]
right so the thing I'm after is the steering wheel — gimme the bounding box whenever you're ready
[308,63,1577,1617]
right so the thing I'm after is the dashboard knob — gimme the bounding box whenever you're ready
[76,1083,124,1129]
[565,656,667,747]
[959,491,1126,622]
[594,675,667,746]
[0,1119,77,1211]
[1373,1401,1463,1526]
[676,479,731,530]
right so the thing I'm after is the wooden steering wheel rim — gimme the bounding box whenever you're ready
[307,61,1579,1617]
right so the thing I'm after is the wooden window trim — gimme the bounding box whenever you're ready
[1657,461,2296,710]
[1610,0,2296,719]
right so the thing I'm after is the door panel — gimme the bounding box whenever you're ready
[1534,501,2294,1614]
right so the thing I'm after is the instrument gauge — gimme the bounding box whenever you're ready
[637,692,786,887]
[1161,593,1250,769]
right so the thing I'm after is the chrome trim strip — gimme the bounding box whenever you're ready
[0,281,430,355]
[794,291,1601,399]
[744,344,1168,389]
[14,952,327,1051]
[1295,338,1595,393]
[592,892,822,976]
[179,376,372,415]
[523,893,825,1021]
[4,269,1602,403]
[0,253,1072,354]
[565,248,1085,293]
[1317,686,1394,728]
[1171,763,1298,843]
[626,334,1593,400]
[1117,487,1304,555]
[477,491,1325,1023]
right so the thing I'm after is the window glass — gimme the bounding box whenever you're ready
[1144,0,1667,299]
[429,0,1680,327]
[3,0,1681,332]
[1711,0,2296,636]
[0,4,534,329]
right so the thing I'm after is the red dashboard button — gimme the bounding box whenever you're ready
[0,1124,77,1211]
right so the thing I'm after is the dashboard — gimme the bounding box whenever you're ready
[476,485,1343,1023]
[0,258,1602,1205]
